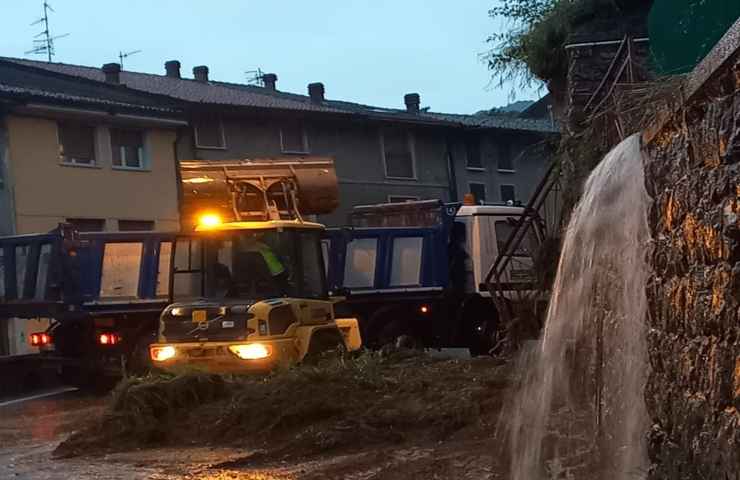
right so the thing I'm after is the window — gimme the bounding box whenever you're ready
[66,218,105,232]
[495,220,537,257]
[321,239,330,277]
[497,143,515,171]
[469,183,486,204]
[15,246,28,298]
[388,195,419,203]
[0,248,4,298]
[111,129,145,169]
[465,136,483,169]
[382,128,415,179]
[156,241,172,297]
[299,231,325,298]
[500,184,516,203]
[35,244,51,300]
[344,238,377,288]
[173,238,203,300]
[118,220,155,231]
[280,122,309,153]
[100,242,143,298]
[58,122,95,165]
[194,118,226,149]
[390,237,423,286]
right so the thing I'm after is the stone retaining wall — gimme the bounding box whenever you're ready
[643,22,740,479]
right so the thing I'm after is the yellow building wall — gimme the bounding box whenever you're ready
[7,114,180,234]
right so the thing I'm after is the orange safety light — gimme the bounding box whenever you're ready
[198,213,222,228]
[463,193,476,206]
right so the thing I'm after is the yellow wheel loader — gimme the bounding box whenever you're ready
[149,158,361,374]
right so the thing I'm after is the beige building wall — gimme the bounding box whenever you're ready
[6,114,180,234]
[2,114,181,356]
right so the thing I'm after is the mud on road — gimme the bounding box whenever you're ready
[3,351,514,479]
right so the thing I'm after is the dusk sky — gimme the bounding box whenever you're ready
[3,0,542,114]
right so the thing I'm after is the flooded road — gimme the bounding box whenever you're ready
[0,389,252,480]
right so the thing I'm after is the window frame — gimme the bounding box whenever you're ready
[465,136,484,171]
[280,123,310,154]
[57,121,98,167]
[110,128,148,171]
[468,182,487,204]
[500,184,517,203]
[387,195,420,203]
[380,128,417,180]
[118,219,155,231]
[66,218,106,232]
[497,142,516,173]
[193,117,227,150]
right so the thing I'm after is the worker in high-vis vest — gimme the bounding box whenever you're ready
[245,235,290,295]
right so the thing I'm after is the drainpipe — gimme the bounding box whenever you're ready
[445,136,459,202]
[172,126,185,231]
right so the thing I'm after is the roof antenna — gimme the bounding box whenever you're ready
[25,0,69,62]
[245,68,265,86]
[118,49,142,69]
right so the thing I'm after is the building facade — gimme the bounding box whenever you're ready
[2,57,558,226]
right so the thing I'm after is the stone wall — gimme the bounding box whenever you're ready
[643,33,740,480]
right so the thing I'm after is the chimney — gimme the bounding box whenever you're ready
[164,60,181,78]
[263,73,277,91]
[308,82,325,102]
[193,65,209,82]
[102,63,121,84]
[404,93,420,113]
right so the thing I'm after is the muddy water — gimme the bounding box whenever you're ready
[506,134,652,479]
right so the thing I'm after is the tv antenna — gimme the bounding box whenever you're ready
[245,68,265,86]
[26,0,69,62]
[118,49,142,69]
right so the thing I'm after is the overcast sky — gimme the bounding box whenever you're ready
[3,0,542,114]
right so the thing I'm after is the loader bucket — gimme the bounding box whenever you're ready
[179,157,339,228]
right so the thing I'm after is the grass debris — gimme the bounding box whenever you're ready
[55,350,510,461]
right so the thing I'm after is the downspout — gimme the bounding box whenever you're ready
[0,110,17,236]
[445,135,459,202]
[172,126,185,232]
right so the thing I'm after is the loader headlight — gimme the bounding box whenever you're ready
[150,345,176,362]
[228,343,271,360]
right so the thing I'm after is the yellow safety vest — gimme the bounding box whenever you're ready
[255,243,285,276]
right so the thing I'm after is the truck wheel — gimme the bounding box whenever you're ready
[367,307,423,350]
[303,330,346,365]
[461,297,498,357]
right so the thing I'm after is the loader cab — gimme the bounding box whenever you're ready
[171,221,328,304]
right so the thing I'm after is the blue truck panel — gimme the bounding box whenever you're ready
[0,227,177,319]
[325,226,452,294]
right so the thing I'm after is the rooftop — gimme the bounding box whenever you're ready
[0,56,558,133]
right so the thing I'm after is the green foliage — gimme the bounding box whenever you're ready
[485,0,644,88]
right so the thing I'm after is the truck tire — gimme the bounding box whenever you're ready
[460,296,498,357]
[367,306,423,350]
[303,329,346,365]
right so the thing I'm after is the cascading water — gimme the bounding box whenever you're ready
[506,134,652,479]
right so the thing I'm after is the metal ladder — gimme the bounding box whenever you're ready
[484,160,561,330]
